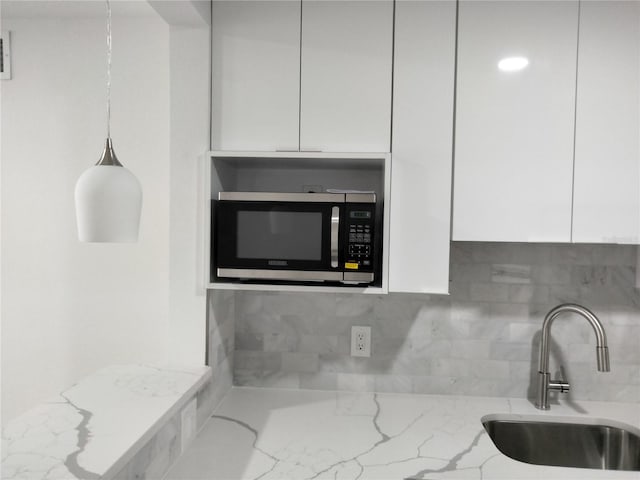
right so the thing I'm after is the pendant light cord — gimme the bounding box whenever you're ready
[106,0,112,139]
[95,0,122,167]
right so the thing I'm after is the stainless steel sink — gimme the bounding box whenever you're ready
[482,415,640,471]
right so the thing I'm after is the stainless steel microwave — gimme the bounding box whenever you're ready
[212,192,381,286]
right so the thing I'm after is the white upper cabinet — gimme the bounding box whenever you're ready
[211,1,301,151]
[572,1,640,244]
[453,1,579,242]
[389,0,456,294]
[299,0,393,152]
[211,0,393,153]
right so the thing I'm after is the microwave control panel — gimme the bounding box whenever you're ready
[344,205,375,270]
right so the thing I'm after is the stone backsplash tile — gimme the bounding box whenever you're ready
[508,284,549,304]
[469,283,510,302]
[282,352,319,373]
[491,264,532,284]
[263,332,296,352]
[205,290,235,418]
[217,243,640,402]
[299,372,339,391]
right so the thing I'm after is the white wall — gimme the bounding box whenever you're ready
[168,24,210,366]
[1,9,172,423]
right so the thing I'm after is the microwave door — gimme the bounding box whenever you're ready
[215,200,343,283]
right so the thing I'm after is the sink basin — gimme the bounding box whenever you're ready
[482,415,640,471]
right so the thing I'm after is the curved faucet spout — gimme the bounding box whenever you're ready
[535,303,610,410]
[539,304,610,373]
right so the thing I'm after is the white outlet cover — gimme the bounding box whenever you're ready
[180,398,198,453]
[351,326,371,357]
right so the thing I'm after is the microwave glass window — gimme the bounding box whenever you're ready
[236,211,322,260]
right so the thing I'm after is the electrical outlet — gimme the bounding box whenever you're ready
[180,398,198,453]
[351,326,371,357]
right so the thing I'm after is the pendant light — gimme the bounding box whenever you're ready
[75,0,142,243]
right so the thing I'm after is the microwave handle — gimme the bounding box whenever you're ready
[331,206,340,268]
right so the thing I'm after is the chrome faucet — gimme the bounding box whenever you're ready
[535,303,610,410]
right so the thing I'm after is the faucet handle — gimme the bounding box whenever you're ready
[548,379,570,393]
[549,366,570,393]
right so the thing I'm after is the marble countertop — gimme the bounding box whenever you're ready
[2,364,211,480]
[167,386,640,480]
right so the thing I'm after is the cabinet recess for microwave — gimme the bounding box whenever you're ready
[204,151,391,294]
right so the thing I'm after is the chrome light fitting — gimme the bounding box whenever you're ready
[75,0,142,243]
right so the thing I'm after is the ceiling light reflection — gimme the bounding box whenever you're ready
[498,56,529,72]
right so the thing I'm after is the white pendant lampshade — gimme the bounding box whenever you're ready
[74,0,143,243]
[75,139,142,242]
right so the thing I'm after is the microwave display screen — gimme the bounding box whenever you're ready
[237,211,322,260]
[350,211,372,219]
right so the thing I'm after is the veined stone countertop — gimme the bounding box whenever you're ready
[167,386,640,480]
[1,364,211,480]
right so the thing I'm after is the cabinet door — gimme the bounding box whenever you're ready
[453,1,579,242]
[211,1,300,151]
[300,0,393,152]
[389,0,456,294]
[572,1,640,244]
